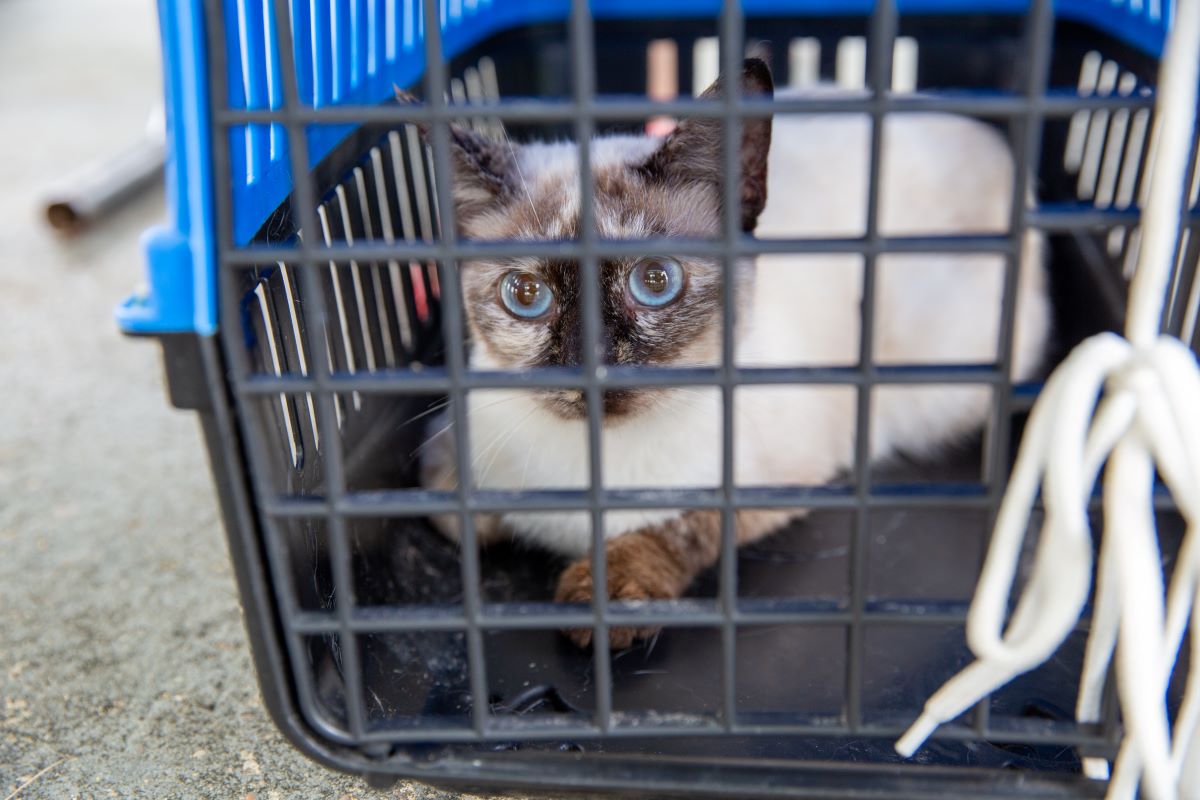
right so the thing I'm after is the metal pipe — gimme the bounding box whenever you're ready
[43,135,165,233]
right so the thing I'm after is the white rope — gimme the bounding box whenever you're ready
[894,2,1200,798]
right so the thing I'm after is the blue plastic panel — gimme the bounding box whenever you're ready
[226,0,576,249]
[117,0,214,334]
[118,0,1172,336]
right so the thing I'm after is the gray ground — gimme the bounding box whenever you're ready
[0,2,506,797]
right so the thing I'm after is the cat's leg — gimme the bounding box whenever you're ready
[554,509,794,649]
[419,416,503,546]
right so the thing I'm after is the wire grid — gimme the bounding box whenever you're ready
[202,0,1179,756]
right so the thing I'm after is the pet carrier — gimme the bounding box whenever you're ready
[118,0,1199,796]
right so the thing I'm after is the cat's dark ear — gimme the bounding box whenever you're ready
[441,125,518,221]
[395,87,516,223]
[637,58,773,232]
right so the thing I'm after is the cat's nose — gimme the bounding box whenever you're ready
[601,389,638,416]
[537,387,641,420]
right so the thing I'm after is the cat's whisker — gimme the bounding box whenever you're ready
[501,128,542,230]
[472,405,540,487]
[470,402,538,468]
[405,392,528,463]
[643,627,663,658]
[395,397,452,430]
[519,438,537,487]
[409,420,454,460]
[468,421,512,475]
[473,424,532,489]
[651,388,714,416]
[465,392,528,418]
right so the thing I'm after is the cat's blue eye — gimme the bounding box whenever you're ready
[628,257,684,308]
[499,270,553,319]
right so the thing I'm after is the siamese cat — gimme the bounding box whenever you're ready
[415,59,1050,648]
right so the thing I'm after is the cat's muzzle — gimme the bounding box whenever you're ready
[540,387,646,421]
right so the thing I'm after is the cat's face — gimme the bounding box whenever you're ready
[438,60,773,421]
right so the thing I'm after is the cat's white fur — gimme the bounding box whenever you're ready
[423,99,1052,557]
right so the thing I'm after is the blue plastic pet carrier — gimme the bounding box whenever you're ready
[121,0,1197,796]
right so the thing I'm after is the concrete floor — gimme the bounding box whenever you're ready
[0,2,499,797]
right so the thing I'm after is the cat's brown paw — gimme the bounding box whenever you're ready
[554,541,678,650]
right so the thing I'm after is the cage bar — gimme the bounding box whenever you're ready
[717,0,745,733]
[972,0,1055,739]
[214,91,1156,126]
[417,0,492,736]
[568,0,616,731]
[260,0,369,739]
[845,0,897,734]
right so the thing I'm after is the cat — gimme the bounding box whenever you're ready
[415,58,1051,649]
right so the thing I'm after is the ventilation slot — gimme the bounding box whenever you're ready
[254,279,303,469]
[782,36,917,90]
[836,36,866,89]
[242,57,499,468]
[788,38,821,88]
